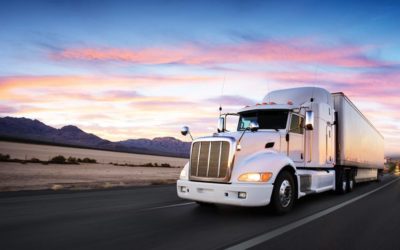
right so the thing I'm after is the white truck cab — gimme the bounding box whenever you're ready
[177,87,384,213]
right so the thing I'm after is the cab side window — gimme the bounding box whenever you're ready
[290,114,304,134]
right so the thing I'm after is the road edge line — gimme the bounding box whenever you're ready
[143,202,196,211]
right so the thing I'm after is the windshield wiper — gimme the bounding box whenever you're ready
[271,127,280,132]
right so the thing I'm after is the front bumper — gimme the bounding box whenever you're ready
[177,179,273,207]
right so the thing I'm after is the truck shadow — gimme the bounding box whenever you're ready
[190,181,377,219]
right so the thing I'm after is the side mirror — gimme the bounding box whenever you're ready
[217,117,225,133]
[181,126,193,140]
[249,121,259,132]
[181,126,189,136]
[305,111,314,130]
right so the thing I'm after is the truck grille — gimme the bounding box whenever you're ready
[190,141,231,181]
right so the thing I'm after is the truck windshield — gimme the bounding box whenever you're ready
[237,110,289,131]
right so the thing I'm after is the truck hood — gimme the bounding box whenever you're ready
[215,130,282,164]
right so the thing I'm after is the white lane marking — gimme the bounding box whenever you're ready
[226,177,400,250]
[144,202,196,211]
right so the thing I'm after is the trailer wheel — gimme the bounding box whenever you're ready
[376,169,383,182]
[271,171,295,214]
[335,168,347,194]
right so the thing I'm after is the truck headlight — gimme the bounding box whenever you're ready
[238,172,272,182]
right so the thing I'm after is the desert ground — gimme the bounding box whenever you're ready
[0,141,188,166]
[0,162,182,191]
[0,141,188,191]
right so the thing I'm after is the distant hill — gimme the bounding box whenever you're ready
[0,117,190,158]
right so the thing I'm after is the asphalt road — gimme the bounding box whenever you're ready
[0,175,399,250]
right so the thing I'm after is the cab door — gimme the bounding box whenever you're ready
[288,114,305,164]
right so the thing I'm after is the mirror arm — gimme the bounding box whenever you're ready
[187,132,193,141]
[237,128,249,148]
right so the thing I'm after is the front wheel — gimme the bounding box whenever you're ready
[271,171,296,214]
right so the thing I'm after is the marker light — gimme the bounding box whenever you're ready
[238,172,273,182]
[238,192,247,199]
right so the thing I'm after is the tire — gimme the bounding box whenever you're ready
[335,167,347,194]
[271,171,296,214]
[376,169,383,182]
[346,170,355,192]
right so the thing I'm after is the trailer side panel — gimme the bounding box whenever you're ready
[332,93,384,169]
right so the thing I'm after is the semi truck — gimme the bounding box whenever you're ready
[177,87,384,213]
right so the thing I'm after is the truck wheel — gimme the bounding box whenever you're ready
[271,171,295,214]
[346,170,355,192]
[335,168,347,194]
[376,170,383,182]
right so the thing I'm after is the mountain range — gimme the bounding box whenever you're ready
[0,117,190,158]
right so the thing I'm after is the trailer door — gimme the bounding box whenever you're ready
[288,114,305,164]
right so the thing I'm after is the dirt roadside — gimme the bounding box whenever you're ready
[0,162,182,192]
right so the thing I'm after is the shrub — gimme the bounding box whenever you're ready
[30,158,41,163]
[50,155,66,164]
[0,153,10,161]
[388,162,396,173]
[67,157,78,164]
[78,157,97,163]
[161,163,171,168]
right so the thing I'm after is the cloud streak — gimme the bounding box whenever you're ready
[206,95,257,106]
[52,40,390,68]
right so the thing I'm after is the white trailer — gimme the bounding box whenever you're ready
[333,93,384,183]
[177,87,384,213]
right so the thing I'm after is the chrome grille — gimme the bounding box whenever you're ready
[190,140,231,181]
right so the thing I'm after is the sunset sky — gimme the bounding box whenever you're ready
[0,0,399,156]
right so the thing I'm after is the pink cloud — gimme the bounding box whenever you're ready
[52,40,389,68]
[0,74,216,102]
[206,95,256,106]
[261,70,400,99]
[0,105,18,114]
[102,90,142,99]
[130,99,198,112]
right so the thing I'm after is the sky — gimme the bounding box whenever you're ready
[0,0,399,156]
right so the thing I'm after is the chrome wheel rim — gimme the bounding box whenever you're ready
[279,180,292,208]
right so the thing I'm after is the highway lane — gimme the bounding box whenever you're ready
[0,175,398,250]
